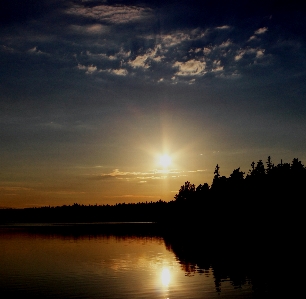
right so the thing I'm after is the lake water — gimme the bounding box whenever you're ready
[0,224,271,298]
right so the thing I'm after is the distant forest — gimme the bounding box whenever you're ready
[0,157,304,236]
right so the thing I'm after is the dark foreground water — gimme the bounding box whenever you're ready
[0,223,284,298]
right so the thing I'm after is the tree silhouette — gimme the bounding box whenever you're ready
[214,164,220,179]
[254,160,265,176]
[229,167,244,181]
[266,156,273,173]
[174,181,196,202]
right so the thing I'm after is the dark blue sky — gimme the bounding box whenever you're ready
[1,0,306,207]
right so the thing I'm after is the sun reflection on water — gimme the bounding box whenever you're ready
[161,267,171,286]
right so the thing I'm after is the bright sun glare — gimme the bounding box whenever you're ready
[161,268,171,286]
[159,154,172,168]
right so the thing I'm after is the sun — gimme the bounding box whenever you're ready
[159,154,172,168]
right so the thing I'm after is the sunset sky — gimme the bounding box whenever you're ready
[1,0,306,208]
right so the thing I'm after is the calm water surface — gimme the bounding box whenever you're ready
[0,226,255,298]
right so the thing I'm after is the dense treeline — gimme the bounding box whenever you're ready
[175,156,306,203]
[167,156,304,240]
[0,200,169,223]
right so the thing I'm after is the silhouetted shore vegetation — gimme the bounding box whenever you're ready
[0,157,304,239]
[0,200,169,224]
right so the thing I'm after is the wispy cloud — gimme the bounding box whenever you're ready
[70,24,108,34]
[173,59,206,76]
[212,60,224,72]
[88,169,146,180]
[0,186,33,192]
[28,46,47,55]
[216,25,231,30]
[101,194,157,199]
[254,27,268,35]
[187,170,206,173]
[129,54,150,69]
[0,45,17,53]
[128,46,163,69]
[87,168,189,182]
[248,35,259,42]
[88,49,131,63]
[107,68,128,76]
[154,29,207,47]
[45,191,86,195]
[158,32,192,47]
[77,63,98,74]
[247,27,268,42]
[66,4,152,24]
[256,49,265,58]
[234,47,265,61]
[218,40,233,48]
